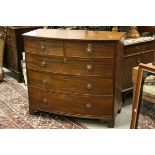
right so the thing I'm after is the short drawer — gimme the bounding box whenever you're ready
[4,46,18,71]
[6,29,16,47]
[27,70,113,95]
[65,41,115,58]
[124,41,154,56]
[28,87,113,117]
[24,37,64,56]
[26,53,114,77]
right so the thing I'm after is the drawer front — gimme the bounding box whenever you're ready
[28,87,113,117]
[27,70,113,95]
[4,46,18,71]
[65,41,115,58]
[26,53,114,77]
[6,29,16,47]
[123,51,154,90]
[24,37,64,56]
[124,41,154,56]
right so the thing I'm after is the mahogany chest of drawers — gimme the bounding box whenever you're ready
[0,26,41,82]
[23,29,126,128]
[122,40,155,102]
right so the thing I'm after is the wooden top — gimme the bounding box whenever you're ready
[23,29,126,41]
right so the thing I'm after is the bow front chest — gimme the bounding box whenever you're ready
[23,29,126,128]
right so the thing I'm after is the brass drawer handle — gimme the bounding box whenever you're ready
[86,64,93,71]
[42,80,48,85]
[86,83,93,90]
[137,58,141,63]
[86,103,92,109]
[43,98,48,104]
[41,60,47,67]
[135,45,140,50]
[41,41,45,51]
[86,43,92,54]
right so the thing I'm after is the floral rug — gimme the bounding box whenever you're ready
[0,76,87,129]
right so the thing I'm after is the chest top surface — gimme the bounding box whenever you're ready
[23,29,126,41]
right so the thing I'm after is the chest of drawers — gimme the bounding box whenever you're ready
[0,26,41,82]
[23,29,126,128]
[122,40,155,102]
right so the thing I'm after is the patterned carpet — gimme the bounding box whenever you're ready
[137,102,155,129]
[0,76,87,129]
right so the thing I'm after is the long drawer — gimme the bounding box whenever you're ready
[24,37,64,56]
[65,41,115,58]
[28,87,113,117]
[27,69,113,95]
[26,53,114,77]
[124,41,154,56]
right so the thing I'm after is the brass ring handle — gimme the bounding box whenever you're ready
[86,103,92,109]
[41,60,47,67]
[64,58,67,63]
[86,43,92,54]
[86,64,93,71]
[136,45,140,50]
[41,41,45,51]
[43,98,48,104]
[86,83,93,90]
[42,80,48,85]
[137,58,141,63]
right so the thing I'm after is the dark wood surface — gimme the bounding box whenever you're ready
[24,29,126,128]
[29,87,113,118]
[0,26,41,82]
[27,69,113,95]
[26,53,114,77]
[122,41,155,92]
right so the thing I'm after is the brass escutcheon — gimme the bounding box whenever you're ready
[86,43,92,54]
[43,98,48,104]
[41,41,45,51]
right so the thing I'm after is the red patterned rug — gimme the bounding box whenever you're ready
[0,76,87,129]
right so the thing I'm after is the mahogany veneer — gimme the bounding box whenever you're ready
[23,29,126,128]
